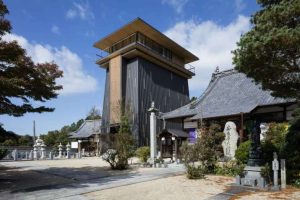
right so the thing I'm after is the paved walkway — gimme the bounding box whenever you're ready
[0,160,185,200]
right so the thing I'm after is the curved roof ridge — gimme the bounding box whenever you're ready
[191,68,236,109]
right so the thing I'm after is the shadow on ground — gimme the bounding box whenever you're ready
[0,164,138,194]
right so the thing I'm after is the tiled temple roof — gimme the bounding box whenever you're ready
[162,69,295,120]
[69,120,101,139]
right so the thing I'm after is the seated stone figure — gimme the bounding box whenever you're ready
[222,121,239,160]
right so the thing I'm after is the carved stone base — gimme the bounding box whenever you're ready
[239,166,266,188]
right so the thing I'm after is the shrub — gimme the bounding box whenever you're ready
[235,140,250,164]
[102,149,118,169]
[102,115,135,170]
[186,164,205,179]
[0,148,8,160]
[294,179,300,188]
[135,146,150,163]
[282,107,300,183]
[260,163,272,184]
[215,161,245,177]
[180,123,224,177]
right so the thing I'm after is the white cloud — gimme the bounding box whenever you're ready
[162,0,188,14]
[51,25,60,35]
[164,15,251,96]
[66,2,94,20]
[3,34,98,95]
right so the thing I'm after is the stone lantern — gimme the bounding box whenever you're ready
[33,136,46,160]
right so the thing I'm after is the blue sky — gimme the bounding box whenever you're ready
[1,0,259,135]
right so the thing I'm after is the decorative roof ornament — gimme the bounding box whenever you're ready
[215,66,220,73]
[211,66,220,82]
[148,101,159,113]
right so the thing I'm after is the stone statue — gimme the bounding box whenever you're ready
[260,123,269,141]
[222,121,239,160]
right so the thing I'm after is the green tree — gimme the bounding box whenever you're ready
[181,123,225,177]
[283,108,300,183]
[135,146,150,163]
[235,140,251,164]
[18,135,33,146]
[0,0,63,116]
[233,0,300,99]
[86,106,101,120]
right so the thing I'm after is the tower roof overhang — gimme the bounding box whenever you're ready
[93,18,199,64]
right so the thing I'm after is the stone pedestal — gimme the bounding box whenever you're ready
[240,166,266,188]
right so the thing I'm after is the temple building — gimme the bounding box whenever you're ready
[94,18,198,146]
[160,69,297,158]
[69,119,101,155]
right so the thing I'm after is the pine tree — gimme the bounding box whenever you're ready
[233,0,300,99]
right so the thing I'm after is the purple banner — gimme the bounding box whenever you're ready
[188,129,197,144]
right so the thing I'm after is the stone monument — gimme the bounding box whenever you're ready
[239,120,266,188]
[259,123,269,141]
[272,152,280,191]
[281,159,286,189]
[222,121,239,160]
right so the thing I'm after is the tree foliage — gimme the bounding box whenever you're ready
[0,123,33,146]
[103,115,135,170]
[86,106,101,120]
[41,118,84,147]
[283,107,300,183]
[0,0,63,116]
[235,140,251,164]
[135,146,150,163]
[233,0,300,99]
[180,123,225,177]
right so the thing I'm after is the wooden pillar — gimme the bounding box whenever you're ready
[240,112,244,142]
[283,105,287,121]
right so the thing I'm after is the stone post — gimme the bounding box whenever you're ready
[272,152,280,190]
[78,140,82,159]
[66,143,71,159]
[58,143,63,158]
[33,144,38,160]
[13,149,18,161]
[25,151,28,160]
[148,102,158,166]
[29,150,33,160]
[281,159,286,189]
[172,136,177,162]
[49,151,54,160]
[40,143,46,159]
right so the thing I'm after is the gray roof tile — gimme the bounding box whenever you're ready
[163,69,295,120]
[69,120,101,139]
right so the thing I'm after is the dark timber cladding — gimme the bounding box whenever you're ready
[94,18,199,146]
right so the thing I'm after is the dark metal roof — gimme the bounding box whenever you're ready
[69,120,101,139]
[160,129,189,138]
[163,69,296,120]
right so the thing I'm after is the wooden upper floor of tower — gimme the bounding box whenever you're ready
[94,18,199,79]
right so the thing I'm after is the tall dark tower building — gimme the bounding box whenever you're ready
[94,18,198,146]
